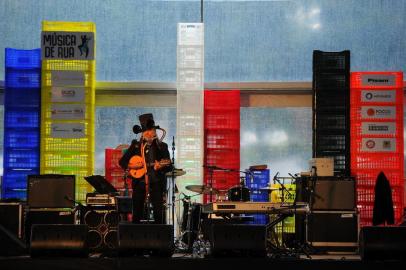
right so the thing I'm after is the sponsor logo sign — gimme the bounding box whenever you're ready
[361,90,396,102]
[51,123,85,138]
[51,87,85,102]
[361,122,396,135]
[51,71,85,86]
[361,106,396,119]
[361,138,396,152]
[361,74,396,86]
[50,104,85,120]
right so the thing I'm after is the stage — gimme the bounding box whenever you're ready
[0,254,404,270]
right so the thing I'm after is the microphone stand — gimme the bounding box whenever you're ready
[171,136,176,227]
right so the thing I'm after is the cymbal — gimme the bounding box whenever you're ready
[185,185,219,195]
[165,169,186,177]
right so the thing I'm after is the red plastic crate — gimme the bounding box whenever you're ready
[105,168,129,189]
[204,90,240,109]
[350,105,403,123]
[353,169,404,187]
[205,149,240,169]
[350,120,401,139]
[350,72,403,89]
[350,153,403,171]
[205,109,240,130]
[203,170,239,203]
[205,130,240,150]
[105,148,124,170]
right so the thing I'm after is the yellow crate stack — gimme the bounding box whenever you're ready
[40,21,96,202]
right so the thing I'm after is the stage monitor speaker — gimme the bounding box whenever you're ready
[211,224,267,257]
[30,224,88,257]
[360,226,406,261]
[118,224,174,257]
[296,176,355,210]
[0,224,27,256]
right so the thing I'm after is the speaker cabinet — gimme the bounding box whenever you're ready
[118,224,174,256]
[307,211,358,251]
[30,224,88,257]
[25,209,75,245]
[0,224,27,256]
[211,224,267,257]
[83,209,119,251]
[360,226,406,261]
[0,202,24,239]
[296,176,355,210]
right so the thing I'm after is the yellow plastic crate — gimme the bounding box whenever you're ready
[41,151,94,168]
[41,167,92,179]
[42,21,96,33]
[42,60,95,72]
[41,137,94,152]
[41,69,96,88]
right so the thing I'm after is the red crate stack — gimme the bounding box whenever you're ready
[204,90,240,203]
[105,148,131,195]
[350,71,404,226]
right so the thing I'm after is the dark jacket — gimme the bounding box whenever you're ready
[372,171,394,225]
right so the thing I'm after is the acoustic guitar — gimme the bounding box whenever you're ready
[128,155,171,178]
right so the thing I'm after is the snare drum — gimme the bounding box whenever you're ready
[227,185,250,201]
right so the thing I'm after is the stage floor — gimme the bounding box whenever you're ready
[1,253,405,270]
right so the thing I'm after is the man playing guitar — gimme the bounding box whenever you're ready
[119,113,172,224]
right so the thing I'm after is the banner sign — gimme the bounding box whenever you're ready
[51,123,85,138]
[51,71,85,86]
[360,74,397,87]
[51,86,85,103]
[361,106,396,119]
[361,138,397,152]
[51,104,86,120]
[361,122,396,135]
[361,90,396,103]
[41,31,95,60]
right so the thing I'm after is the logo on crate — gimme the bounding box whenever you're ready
[361,138,396,152]
[41,31,95,60]
[361,90,396,102]
[51,123,85,138]
[361,74,396,86]
[361,106,396,119]
[62,90,76,97]
[52,87,85,103]
[51,104,85,120]
[361,122,396,135]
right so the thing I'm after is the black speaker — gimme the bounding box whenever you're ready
[296,176,355,210]
[211,224,267,257]
[0,224,27,256]
[118,224,174,256]
[307,211,358,251]
[25,209,75,245]
[360,226,406,261]
[0,202,24,239]
[30,224,88,257]
[83,209,119,251]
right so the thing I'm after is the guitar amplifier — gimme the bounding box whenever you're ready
[0,203,24,239]
[86,193,116,206]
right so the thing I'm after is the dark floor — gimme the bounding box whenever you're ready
[0,254,405,270]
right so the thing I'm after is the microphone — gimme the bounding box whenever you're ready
[133,125,142,134]
[273,172,280,182]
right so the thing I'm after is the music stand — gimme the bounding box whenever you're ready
[84,175,118,194]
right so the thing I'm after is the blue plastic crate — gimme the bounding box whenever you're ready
[1,189,27,200]
[247,214,269,225]
[246,169,270,189]
[4,109,40,128]
[4,149,40,169]
[5,88,41,107]
[5,69,41,88]
[5,48,41,69]
[250,189,269,202]
[2,168,38,188]
[5,130,40,148]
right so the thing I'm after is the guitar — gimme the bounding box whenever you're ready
[128,155,171,178]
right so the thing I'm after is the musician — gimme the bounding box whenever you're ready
[119,113,172,224]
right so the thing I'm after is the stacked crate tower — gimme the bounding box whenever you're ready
[313,50,351,176]
[246,169,270,224]
[176,23,205,199]
[105,148,129,195]
[350,72,404,226]
[204,90,240,203]
[40,21,96,202]
[2,48,41,199]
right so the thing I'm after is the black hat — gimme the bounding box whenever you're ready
[139,113,155,131]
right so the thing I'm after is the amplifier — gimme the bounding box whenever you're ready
[296,176,355,210]
[306,211,358,250]
[0,203,24,238]
[86,193,116,206]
